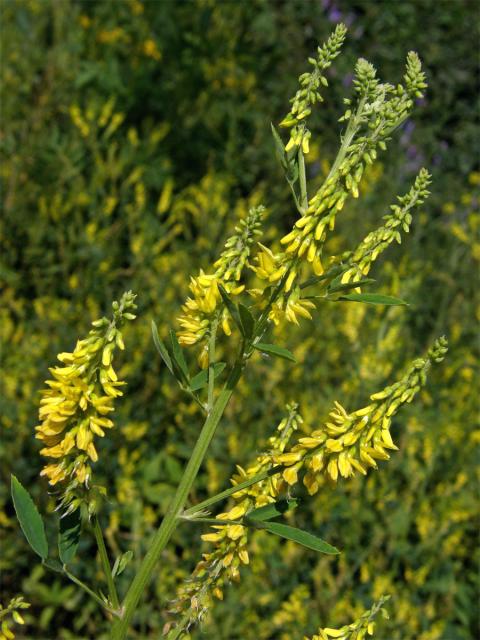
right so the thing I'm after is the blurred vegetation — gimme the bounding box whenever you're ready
[1,1,478,639]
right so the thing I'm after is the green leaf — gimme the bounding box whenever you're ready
[254,342,296,363]
[238,303,255,339]
[43,558,63,573]
[11,475,48,560]
[247,498,299,522]
[112,550,133,578]
[169,329,190,382]
[260,521,339,555]
[190,363,226,391]
[271,123,288,169]
[218,285,242,330]
[285,155,299,186]
[339,293,408,306]
[328,278,376,294]
[58,510,81,565]
[299,264,343,290]
[151,321,173,375]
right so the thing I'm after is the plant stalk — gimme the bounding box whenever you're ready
[93,515,120,610]
[111,360,244,639]
[64,567,117,615]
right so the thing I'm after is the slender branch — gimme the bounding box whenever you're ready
[207,317,218,412]
[182,385,208,414]
[288,179,304,215]
[179,516,246,527]
[93,515,120,610]
[182,465,283,517]
[64,567,117,615]
[326,95,366,182]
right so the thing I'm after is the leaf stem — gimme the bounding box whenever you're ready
[207,317,218,412]
[93,515,120,610]
[64,567,118,615]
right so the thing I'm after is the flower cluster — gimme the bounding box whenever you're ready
[0,596,30,640]
[170,405,302,630]
[274,338,448,494]
[338,168,431,284]
[36,291,136,512]
[280,23,347,154]
[279,53,427,290]
[177,206,264,356]
[307,595,390,640]
[249,244,316,325]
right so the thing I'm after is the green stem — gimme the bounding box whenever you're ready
[326,96,366,183]
[64,567,117,615]
[111,361,244,639]
[112,239,292,638]
[180,516,246,527]
[298,148,308,211]
[182,465,283,517]
[93,515,120,610]
[288,180,304,215]
[207,318,218,411]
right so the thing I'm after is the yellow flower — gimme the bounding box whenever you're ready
[170,404,302,631]
[274,338,448,492]
[308,595,390,640]
[142,39,162,61]
[177,206,264,350]
[36,292,136,512]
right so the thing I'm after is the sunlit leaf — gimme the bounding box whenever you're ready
[339,293,408,306]
[260,521,339,554]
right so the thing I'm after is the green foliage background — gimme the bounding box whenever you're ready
[1,1,478,638]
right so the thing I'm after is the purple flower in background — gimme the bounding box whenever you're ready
[405,145,424,173]
[407,144,419,160]
[328,7,343,23]
[343,72,354,88]
[400,120,415,146]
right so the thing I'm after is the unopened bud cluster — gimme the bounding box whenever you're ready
[339,168,431,284]
[280,23,347,154]
[278,53,427,293]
